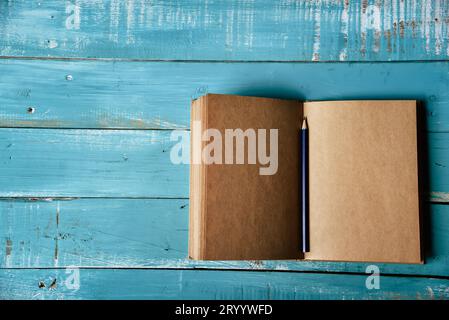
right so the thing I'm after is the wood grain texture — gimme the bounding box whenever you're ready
[1,60,449,131]
[1,268,448,300]
[1,0,449,301]
[1,127,449,198]
[1,0,449,61]
[0,199,189,268]
[1,198,449,279]
[0,128,188,198]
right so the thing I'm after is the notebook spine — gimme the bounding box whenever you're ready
[189,95,207,260]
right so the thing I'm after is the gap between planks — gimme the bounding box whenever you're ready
[0,195,445,203]
[1,266,449,282]
[1,56,449,64]
[0,126,187,131]
[0,196,189,201]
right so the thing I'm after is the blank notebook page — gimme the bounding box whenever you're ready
[303,100,421,263]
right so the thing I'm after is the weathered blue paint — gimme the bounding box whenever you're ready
[0,0,449,61]
[0,127,448,198]
[1,268,449,300]
[0,199,189,268]
[1,0,449,300]
[0,128,189,198]
[1,199,449,279]
[1,60,449,132]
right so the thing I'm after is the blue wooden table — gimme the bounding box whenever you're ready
[1,0,449,300]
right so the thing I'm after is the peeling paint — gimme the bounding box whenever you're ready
[1,0,449,60]
[312,1,321,61]
[5,238,12,268]
[5,238,12,256]
[54,203,60,267]
[49,278,57,290]
[339,0,349,61]
[429,191,449,203]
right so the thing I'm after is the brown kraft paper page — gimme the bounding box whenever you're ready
[200,94,303,260]
[303,100,421,263]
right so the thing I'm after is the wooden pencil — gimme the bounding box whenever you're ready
[301,117,309,253]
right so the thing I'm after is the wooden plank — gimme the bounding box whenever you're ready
[2,128,449,197]
[1,60,449,131]
[428,133,449,198]
[0,199,189,267]
[1,1,449,61]
[0,128,188,198]
[1,268,448,300]
[2,198,449,278]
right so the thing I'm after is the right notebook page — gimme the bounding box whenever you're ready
[303,100,422,263]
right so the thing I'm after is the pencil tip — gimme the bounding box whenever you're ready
[302,117,308,129]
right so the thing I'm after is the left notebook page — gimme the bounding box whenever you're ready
[189,94,303,260]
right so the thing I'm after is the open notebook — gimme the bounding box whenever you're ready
[189,94,422,264]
